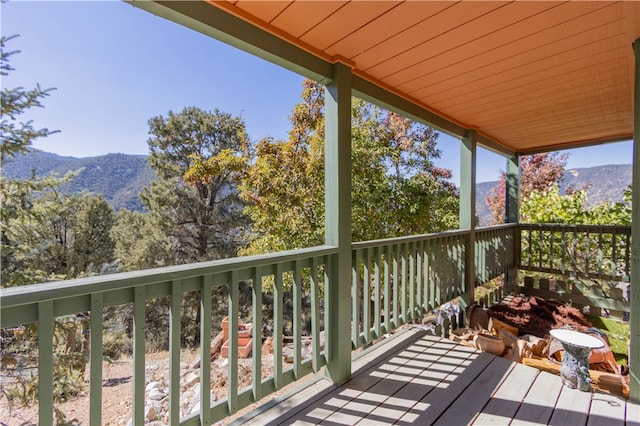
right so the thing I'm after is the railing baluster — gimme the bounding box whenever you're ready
[310,258,321,372]
[293,260,302,378]
[409,242,415,322]
[416,240,423,317]
[428,240,435,312]
[383,245,391,334]
[625,232,631,279]
[38,301,54,425]
[200,275,212,425]
[612,229,618,278]
[133,286,146,426]
[435,239,442,307]
[561,227,567,274]
[585,230,590,278]
[90,293,104,426]
[374,247,381,337]
[363,247,371,343]
[401,243,407,325]
[252,267,263,400]
[393,244,399,329]
[351,248,360,347]
[169,280,182,424]
[229,271,239,414]
[274,264,283,389]
[323,255,330,364]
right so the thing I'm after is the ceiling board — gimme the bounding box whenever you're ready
[190,1,639,153]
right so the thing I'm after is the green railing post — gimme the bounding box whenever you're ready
[506,154,520,291]
[324,61,352,384]
[630,37,640,402]
[460,129,477,314]
[38,301,54,426]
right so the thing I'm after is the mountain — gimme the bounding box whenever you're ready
[2,150,156,211]
[476,164,632,226]
[3,151,631,223]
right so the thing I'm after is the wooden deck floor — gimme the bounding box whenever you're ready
[232,328,640,426]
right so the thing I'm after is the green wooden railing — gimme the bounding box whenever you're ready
[475,224,518,286]
[519,223,631,282]
[351,230,468,347]
[518,223,632,319]
[350,226,519,347]
[5,223,627,425]
[0,246,335,425]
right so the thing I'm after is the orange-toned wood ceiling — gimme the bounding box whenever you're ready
[205,1,640,154]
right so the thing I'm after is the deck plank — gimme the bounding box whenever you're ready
[322,337,463,424]
[587,392,626,426]
[396,351,495,425]
[548,385,592,426]
[627,399,640,426]
[241,378,336,426]
[511,371,563,425]
[472,361,539,425]
[434,355,516,425]
[235,331,636,426]
[358,339,479,424]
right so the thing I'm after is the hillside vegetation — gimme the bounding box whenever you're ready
[2,150,156,211]
[476,164,631,226]
[3,151,631,222]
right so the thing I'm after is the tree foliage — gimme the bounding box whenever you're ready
[486,152,568,224]
[240,79,458,255]
[0,35,68,287]
[140,106,250,263]
[111,209,171,271]
[521,184,631,226]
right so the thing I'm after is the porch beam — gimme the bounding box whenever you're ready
[630,38,640,402]
[127,1,333,83]
[324,62,352,384]
[460,129,477,311]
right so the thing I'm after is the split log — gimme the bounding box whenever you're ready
[522,357,628,397]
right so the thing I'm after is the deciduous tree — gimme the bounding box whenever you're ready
[486,152,568,224]
[240,79,459,256]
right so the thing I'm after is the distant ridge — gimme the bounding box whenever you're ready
[3,151,631,222]
[476,164,632,226]
[2,150,156,211]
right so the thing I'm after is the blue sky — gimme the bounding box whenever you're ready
[2,1,632,184]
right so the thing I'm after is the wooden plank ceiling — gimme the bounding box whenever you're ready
[206,1,639,154]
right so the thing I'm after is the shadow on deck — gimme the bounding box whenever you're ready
[232,329,639,425]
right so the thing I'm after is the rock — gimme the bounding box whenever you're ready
[189,357,201,369]
[147,388,165,401]
[184,371,200,388]
[146,381,161,392]
[190,403,200,415]
[282,347,294,363]
[145,404,157,421]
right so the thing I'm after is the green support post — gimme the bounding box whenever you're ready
[460,130,477,316]
[505,155,520,292]
[630,38,640,402]
[324,61,352,385]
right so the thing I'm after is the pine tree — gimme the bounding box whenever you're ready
[0,35,66,287]
[140,106,250,264]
